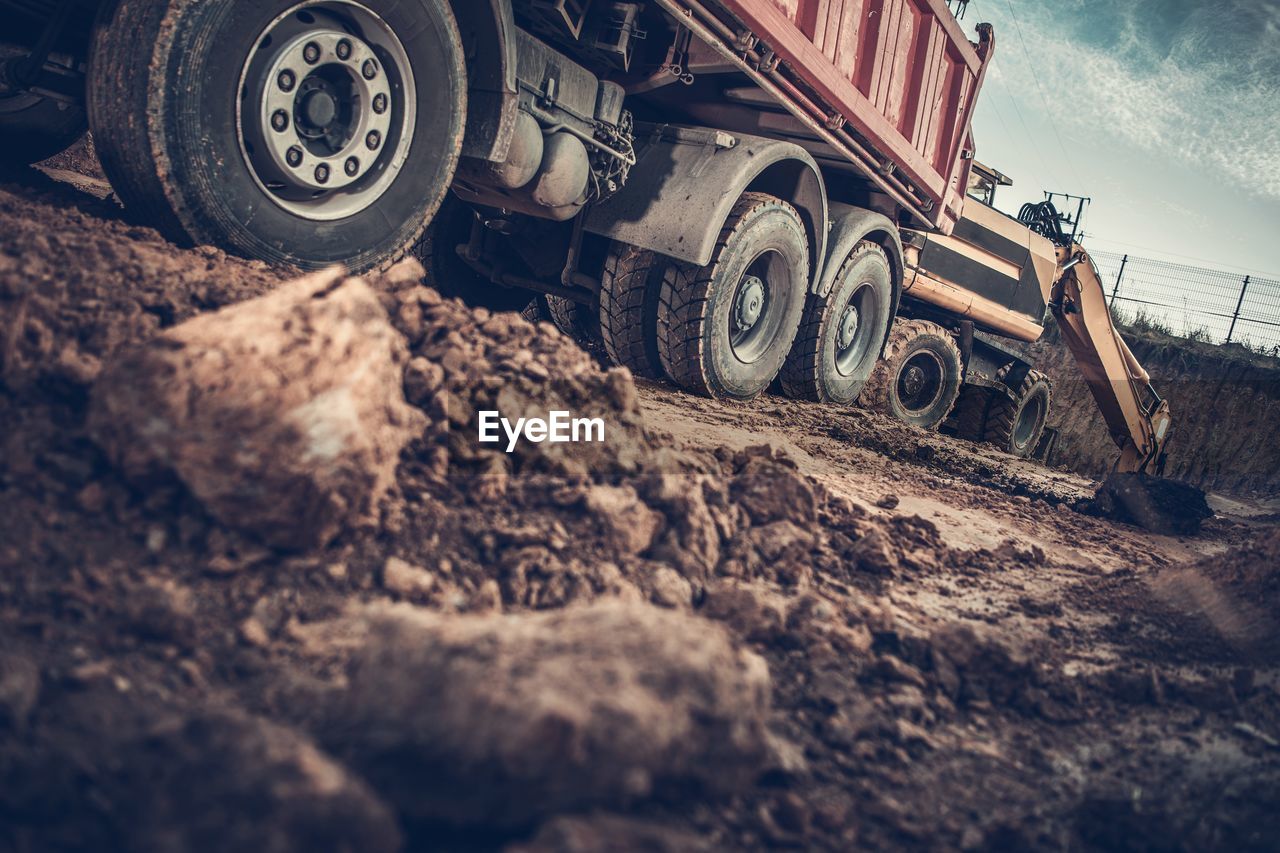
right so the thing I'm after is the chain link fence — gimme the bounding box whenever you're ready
[1090,249,1280,355]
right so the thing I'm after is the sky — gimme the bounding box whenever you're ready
[961,0,1280,279]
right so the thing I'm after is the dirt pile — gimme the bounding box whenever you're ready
[0,180,958,849]
[91,267,425,549]
[1,175,1279,851]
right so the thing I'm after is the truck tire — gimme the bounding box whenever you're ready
[944,384,993,442]
[779,241,891,403]
[658,192,808,400]
[985,367,1052,458]
[545,294,598,344]
[412,194,531,312]
[599,242,665,378]
[87,0,465,272]
[860,318,962,430]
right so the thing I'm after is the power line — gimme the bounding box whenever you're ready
[1000,0,1088,193]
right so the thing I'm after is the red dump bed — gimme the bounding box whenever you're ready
[669,0,993,233]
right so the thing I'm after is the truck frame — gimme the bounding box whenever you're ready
[1,0,1182,490]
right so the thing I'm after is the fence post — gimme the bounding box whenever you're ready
[1109,254,1128,308]
[1226,275,1251,343]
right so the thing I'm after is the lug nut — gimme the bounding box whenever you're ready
[278,70,296,92]
[303,42,320,64]
[372,92,388,114]
[362,59,378,79]
[315,163,330,184]
[336,39,352,60]
[270,110,289,132]
[286,146,304,167]
[365,130,381,150]
[344,157,360,176]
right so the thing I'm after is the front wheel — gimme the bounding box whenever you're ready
[88,0,465,272]
[860,318,962,430]
[657,192,809,400]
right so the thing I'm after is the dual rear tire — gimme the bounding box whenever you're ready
[655,192,809,400]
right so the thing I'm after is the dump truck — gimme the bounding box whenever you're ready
[1,0,1205,527]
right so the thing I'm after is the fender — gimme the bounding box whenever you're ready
[823,202,905,348]
[583,125,828,286]
[447,0,519,163]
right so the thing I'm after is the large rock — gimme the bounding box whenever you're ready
[320,600,775,828]
[89,268,425,549]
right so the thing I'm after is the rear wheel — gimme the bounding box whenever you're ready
[658,192,809,400]
[87,0,465,272]
[544,294,598,343]
[944,384,993,442]
[0,46,86,166]
[413,194,532,312]
[780,241,891,403]
[599,242,666,378]
[860,318,962,430]
[985,367,1052,458]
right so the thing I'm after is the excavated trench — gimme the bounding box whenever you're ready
[1032,331,1280,498]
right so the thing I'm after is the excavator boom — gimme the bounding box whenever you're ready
[1048,244,1210,534]
[1048,244,1173,474]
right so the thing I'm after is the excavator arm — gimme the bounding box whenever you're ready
[1048,244,1172,475]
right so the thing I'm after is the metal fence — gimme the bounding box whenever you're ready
[1091,250,1280,354]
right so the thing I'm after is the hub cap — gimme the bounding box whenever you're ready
[237,2,415,221]
[833,281,879,377]
[728,251,791,365]
[837,304,859,350]
[896,351,945,414]
[735,276,766,331]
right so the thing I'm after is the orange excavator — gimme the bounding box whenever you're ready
[885,167,1210,534]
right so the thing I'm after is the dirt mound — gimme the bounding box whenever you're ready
[1153,529,1280,660]
[90,267,424,550]
[1194,529,1280,604]
[2,175,1279,851]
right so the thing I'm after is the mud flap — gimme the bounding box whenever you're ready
[1091,472,1213,535]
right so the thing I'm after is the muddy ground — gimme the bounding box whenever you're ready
[1,150,1278,852]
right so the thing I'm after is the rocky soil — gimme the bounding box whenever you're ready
[1,157,1278,852]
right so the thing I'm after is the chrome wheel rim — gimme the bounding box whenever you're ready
[236,1,415,221]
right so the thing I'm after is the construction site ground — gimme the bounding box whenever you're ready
[1,152,1277,852]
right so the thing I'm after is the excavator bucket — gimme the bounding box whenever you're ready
[1091,472,1213,536]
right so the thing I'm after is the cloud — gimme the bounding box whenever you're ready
[981,0,1280,201]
